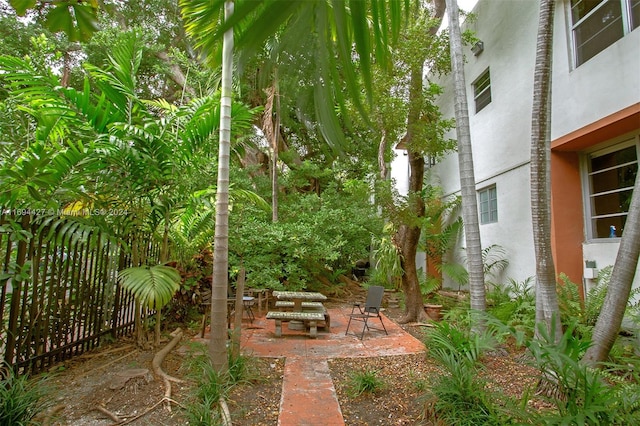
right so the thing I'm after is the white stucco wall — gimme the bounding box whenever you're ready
[427,0,542,288]
[551,1,640,139]
[393,0,640,292]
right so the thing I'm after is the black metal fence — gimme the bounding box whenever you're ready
[0,213,160,374]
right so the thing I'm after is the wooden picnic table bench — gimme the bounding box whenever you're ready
[274,301,324,309]
[274,301,331,330]
[266,311,325,338]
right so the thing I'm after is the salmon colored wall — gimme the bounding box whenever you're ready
[550,151,585,298]
[550,103,640,300]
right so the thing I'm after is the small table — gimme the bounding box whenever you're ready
[245,288,269,316]
[272,291,327,330]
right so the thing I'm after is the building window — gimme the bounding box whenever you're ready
[479,185,498,224]
[570,0,639,67]
[586,138,638,238]
[472,69,491,113]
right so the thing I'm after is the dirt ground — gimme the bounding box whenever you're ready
[38,299,540,425]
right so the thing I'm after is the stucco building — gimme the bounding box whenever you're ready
[393,0,640,297]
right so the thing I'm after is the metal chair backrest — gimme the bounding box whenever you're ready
[364,285,385,313]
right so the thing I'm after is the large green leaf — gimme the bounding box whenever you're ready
[9,0,100,41]
[118,265,181,310]
[9,0,37,15]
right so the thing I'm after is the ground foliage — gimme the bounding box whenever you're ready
[27,300,562,425]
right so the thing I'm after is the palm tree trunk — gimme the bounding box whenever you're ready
[530,0,562,339]
[583,174,640,365]
[272,74,280,222]
[210,0,234,373]
[445,0,486,322]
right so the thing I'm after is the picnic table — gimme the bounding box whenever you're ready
[268,291,329,336]
[272,291,327,311]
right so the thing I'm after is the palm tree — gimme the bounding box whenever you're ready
[207,0,235,372]
[444,0,486,324]
[583,173,640,365]
[1,30,256,353]
[181,0,414,371]
[529,0,562,339]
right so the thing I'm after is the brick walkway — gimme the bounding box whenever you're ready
[239,307,426,426]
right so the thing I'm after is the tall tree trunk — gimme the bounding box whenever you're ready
[210,0,234,373]
[583,174,640,366]
[396,64,428,324]
[155,50,197,99]
[262,77,280,222]
[272,75,280,222]
[445,0,486,323]
[378,130,388,180]
[530,0,562,339]
[155,211,170,346]
[394,0,446,323]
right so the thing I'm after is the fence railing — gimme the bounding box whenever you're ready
[1,213,160,374]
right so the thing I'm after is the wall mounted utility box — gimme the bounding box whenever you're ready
[584,268,598,279]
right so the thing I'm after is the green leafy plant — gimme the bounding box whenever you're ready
[346,369,386,397]
[439,244,509,291]
[118,265,181,310]
[558,270,640,343]
[487,277,535,336]
[371,223,404,289]
[423,320,504,425]
[522,319,640,425]
[0,363,53,426]
[118,264,181,345]
[182,343,259,424]
[183,343,232,423]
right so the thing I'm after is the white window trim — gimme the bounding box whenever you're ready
[581,132,640,240]
[472,68,491,113]
[478,184,498,224]
[569,0,638,68]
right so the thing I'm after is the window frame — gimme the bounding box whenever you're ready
[478,184,498,225]
[582,134,639,240]
[472,68,491,113]
[570,0,639,67]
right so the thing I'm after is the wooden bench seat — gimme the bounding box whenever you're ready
[266,311,325,338]
[274,301,325,309]
[273,301,331,330]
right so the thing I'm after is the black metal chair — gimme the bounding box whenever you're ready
[345,285,388,340]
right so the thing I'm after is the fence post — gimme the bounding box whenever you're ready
[4,214,30,367]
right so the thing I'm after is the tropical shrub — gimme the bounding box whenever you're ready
[523,320,640,425]
[422,320,506,425]
[487,277,536,336]
[0,364,53,426]
[229,183,382,290]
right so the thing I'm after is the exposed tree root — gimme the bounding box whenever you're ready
[152,328,185,412]
[95,405,122,423]
[219,396,232,426]
[94,396,185,425]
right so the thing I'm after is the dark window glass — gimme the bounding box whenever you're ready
[588,144,638,238]
[631,0,640,30]
[473,69,491,113]
[572,0,624,65]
